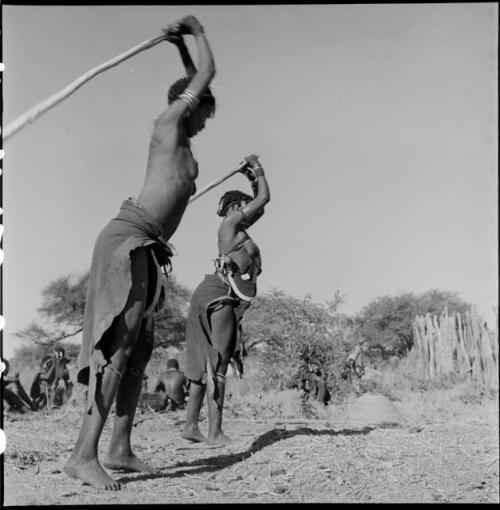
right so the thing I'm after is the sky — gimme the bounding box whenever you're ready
[1,4,498,359]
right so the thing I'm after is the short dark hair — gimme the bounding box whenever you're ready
[168,76,216,118]
[217,190,253,217]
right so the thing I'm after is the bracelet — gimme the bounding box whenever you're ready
[178,88,199,112]
[241,205,252,218]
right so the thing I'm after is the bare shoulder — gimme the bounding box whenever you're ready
[217,216,240,245]
[154,97,189,131]
[152,108,180,140]
[222,210,246,229]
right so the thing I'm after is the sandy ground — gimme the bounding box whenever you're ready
[3,389,499,505]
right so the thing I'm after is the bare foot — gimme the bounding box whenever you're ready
[103,453,159,473]
[206,432,232,447]
[181,425,206,443]
[64,454,121,490]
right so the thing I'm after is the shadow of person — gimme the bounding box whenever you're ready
[115,424,385,485]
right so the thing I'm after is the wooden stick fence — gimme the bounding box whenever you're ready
[409,308,498,390]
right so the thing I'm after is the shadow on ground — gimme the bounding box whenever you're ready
[116,425,389,485]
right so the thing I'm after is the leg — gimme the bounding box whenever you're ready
[63,248,149,490]
[13,381,35,410]
[103,315,158,473]
[61,372,70,398]
[66,379,74,399]
[206,304,237,446]
[181,380,207,442]
[4,387,26,413]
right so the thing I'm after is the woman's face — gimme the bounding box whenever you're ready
[238,200,249,211]
[229,200,248,214]
[186,102,213,137]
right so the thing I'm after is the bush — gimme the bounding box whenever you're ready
[10,341,80,374]
[242,289,357,402]
[356,289,471,355]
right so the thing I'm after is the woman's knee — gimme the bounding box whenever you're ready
[106,322,145,366]
[215,354,232,375]
[127,319,155,369]
[134,329,155,365]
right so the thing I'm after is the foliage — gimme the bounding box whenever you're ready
[13,270,192,359]
[39,273,89,329]
[153,276,192,348]
[8,341,81,375]
[15,273,89,346]
[355,289,472,355]
[241,288,357,401]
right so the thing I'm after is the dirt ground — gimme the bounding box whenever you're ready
[3,387,499,505]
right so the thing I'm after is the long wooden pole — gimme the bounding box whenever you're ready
[4,30,252,203]
[189,159,250,203]
[3,33,168,141]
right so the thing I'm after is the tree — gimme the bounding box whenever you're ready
[242,288,357,398]
[11,341,81,374]
[15,272,90,347]
[356,289,472,355]
[153,276,192,348]
[14,270,192,359]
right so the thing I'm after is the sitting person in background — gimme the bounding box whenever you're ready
[2,359,35,412]
[142,374,149,392]
[344,340,367,394]
[30,355,56,409]
[51,347,72,398]
[296,362,330,405]
[345,340,367,380]
[30,356,53,407]
[313,365,331,406]
[154,358,188,410]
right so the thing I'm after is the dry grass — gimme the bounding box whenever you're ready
[225,364,303,420]
[5,342,499,504]
[4,370,499,505]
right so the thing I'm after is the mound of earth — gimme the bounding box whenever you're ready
[346,393,405,427]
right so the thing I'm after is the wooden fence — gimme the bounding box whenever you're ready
[409,309,498,390]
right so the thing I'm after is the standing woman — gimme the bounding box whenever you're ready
[182,155,270,446]
[64,15,216,490]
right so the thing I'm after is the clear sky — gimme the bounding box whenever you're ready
[2,4,498,358]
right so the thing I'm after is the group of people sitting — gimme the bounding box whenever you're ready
[2,347,72,413]
[291,362,331,406]
[288,340,368,407]
[3,347,192,416]
[3,359,36,413]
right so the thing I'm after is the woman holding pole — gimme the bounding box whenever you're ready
[182,155,270,446]
[64,15,216,490]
